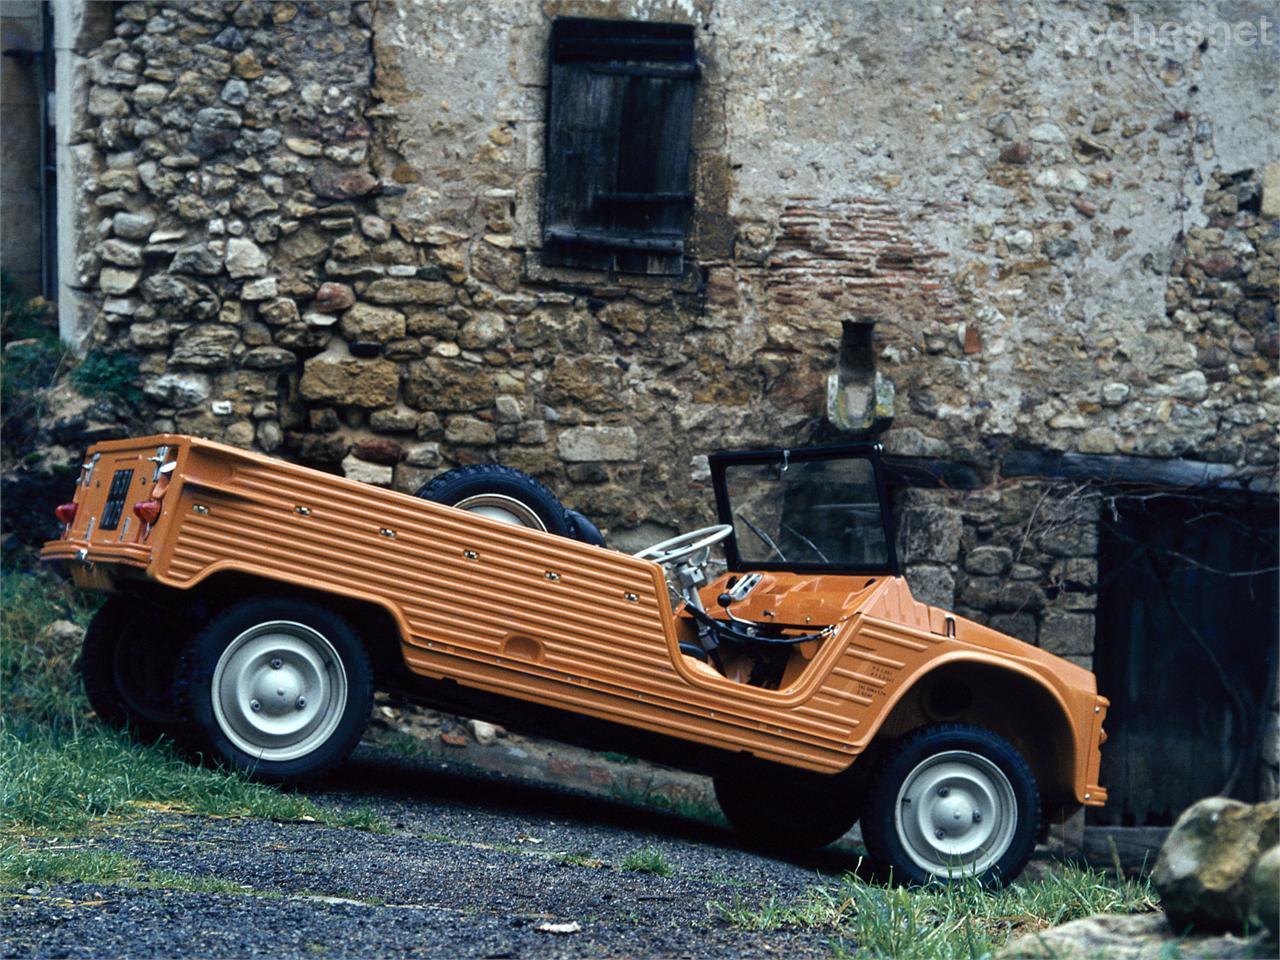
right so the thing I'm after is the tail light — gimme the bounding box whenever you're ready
[133,500,162,525]
[55,502,78,526]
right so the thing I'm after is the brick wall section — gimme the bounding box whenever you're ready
[763,199,958,324]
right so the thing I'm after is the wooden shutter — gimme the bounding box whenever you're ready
[543,18,698,275]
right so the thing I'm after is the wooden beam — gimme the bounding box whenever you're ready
[1002,450,1276,495]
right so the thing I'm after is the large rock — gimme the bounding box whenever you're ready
[557,426,638,463]
[364,279,455,306]
[1154,797,1280,933]
[1260,162,1280,220]
[444,415,496,446]
[313,282,356,313]
[996,911,1266,959]
[340,304,405,343]
[189,107,242,157]
[169,324,240,370]
[896,501,963,564]
[403,357,494,411]
[111,210,156,240]
[1039,611,1095,656]
[141,274,220,320]
[143,372,210,407]
[310,165,379,200]
[170,244,224,276]
[225,238,268,279]
[341,454,393,487]
[299,352,399,409]
[904,564,955,608]
[99,268,141,295]
[36,620,86,652]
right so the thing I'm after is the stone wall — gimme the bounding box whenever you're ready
[53,0,1279,648]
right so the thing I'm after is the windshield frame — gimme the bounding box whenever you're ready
[708,442,901,576]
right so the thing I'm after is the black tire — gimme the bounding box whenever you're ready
[860,724,1039,887]
[714,764,859,851]
[564,508,606,548]
[172,597,373,783]
[80,598,183,741]
[416,464,573,538]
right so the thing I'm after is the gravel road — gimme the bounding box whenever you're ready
[3,744,862,958]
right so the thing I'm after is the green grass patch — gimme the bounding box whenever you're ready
[0,569,103,731]
[0,726,388,836]
[621,846,673,876]
[716,863,1158,957]
[0,843,139,887]
[0,841,250,895]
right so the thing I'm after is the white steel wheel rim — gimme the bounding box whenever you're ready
[894,750,1018,878]
[453,493,546,530]
[211,621,348,762]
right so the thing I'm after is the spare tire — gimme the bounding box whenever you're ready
[416,464,573,538]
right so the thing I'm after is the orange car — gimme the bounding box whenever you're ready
[41,434,1107,885]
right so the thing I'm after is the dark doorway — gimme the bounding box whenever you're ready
[1091,493,1278,826]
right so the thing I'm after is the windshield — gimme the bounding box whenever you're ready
[713,449,894,573]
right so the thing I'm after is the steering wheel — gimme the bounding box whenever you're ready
[633,524,733,566]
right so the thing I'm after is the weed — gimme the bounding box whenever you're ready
[716,863,1159,958]
[559,850,605,868]
[621,846,673,876]
[70,350,142,406]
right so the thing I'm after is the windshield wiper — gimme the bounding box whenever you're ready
[781,522,830,563]
[736,512,786,562]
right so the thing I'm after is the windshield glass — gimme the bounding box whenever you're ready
[721,455,890,570]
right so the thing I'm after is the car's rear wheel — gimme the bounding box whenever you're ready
[80,598,183,741]
[173,597,373,782]
[860,724,1039,887]
[714,764,859,851]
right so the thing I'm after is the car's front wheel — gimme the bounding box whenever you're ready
[860,724,1039,887]
[173,597,373,782]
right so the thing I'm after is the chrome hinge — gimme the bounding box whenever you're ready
[81,452,100,487]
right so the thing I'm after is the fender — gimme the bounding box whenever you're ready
[155,557,416,646]
[850,648,1084,800]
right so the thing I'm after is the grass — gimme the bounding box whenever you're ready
[621,846,673,876]
[1,842,249,896]
[1,568,389,843]
[0,726,390,837]
[716,863,1159,958]
[1,569,103,731]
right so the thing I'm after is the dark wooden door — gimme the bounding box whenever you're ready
[1091,494,1278,826]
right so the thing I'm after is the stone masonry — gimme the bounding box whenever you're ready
[40,0,1280,751]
